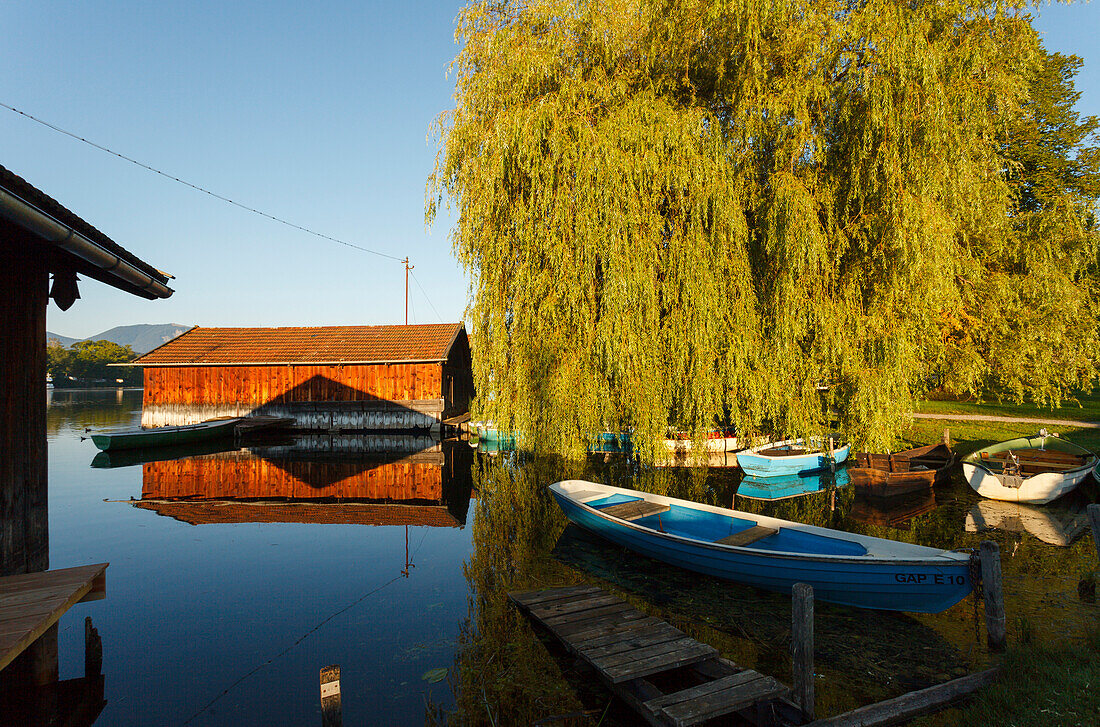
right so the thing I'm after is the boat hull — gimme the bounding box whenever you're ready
[550,481,972,613]
[962,462,1090,504]
[91,419,240,451]
[738,440,851,477]
[961,434,1096,504]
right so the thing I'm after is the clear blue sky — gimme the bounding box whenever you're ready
[1,2,1096,338]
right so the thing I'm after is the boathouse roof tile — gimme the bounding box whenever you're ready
[132,323,465,366]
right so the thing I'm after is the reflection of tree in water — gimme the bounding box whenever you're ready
[442,452,1100,723]
[47,388,142,435]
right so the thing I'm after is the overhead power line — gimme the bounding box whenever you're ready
[0,100,404,262]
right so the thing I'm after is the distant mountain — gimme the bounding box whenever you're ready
[46,324,193,354]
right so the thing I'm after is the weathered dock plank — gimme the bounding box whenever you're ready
[509,585,793,726]
[0,564,107,672]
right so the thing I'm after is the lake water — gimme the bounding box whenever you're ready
[41,390,1099,724]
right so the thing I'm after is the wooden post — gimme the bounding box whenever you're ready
[791,582,814,721]
[1088,504,1100,566]
[0,237,50,577]
[84,616,102,678]
[320,664,342,727]
[979,541,1006,651]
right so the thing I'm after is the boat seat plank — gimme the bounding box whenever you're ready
[755,447,808,457]
[715,525,779,547]
[987,450,1086,465]
[599,500,670,521]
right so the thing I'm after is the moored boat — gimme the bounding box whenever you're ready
[961,431,1097,504]
[850,434,954,498]
[549,480,973,612]
[663,428,739,454]
[91,418,243,451]
[737,438,850,478]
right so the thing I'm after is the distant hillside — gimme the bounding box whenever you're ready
[46,331,80,348]
[46,324,193,354]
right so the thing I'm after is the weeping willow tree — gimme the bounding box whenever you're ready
[429,0,1098,457]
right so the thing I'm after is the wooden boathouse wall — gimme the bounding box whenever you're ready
[141,362,447,429]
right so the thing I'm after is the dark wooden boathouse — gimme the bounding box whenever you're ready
[131,323,474,433]
[0,163,173,720]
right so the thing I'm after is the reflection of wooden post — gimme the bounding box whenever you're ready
[85,616,102,677]
[979,541,1006,651]
[320,665,342,727]
[791,583,814,721]
[1088,504,1100,566]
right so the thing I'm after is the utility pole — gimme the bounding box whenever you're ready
[403,257,414,325]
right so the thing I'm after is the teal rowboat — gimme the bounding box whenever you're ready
[90,418,243,451]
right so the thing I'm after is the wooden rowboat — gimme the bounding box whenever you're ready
[90,416,291,452]
[850,435,955,498]
[550,480,973,612]
[736,438,850,478]
[961,431,1097,504]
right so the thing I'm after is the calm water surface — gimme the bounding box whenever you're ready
[44,390,1099,724]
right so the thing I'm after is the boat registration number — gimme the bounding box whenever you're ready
[895,574,966,585]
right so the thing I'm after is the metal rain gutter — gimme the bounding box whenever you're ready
[0,185,174,299]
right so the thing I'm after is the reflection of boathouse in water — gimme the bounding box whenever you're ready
[130,323,474,432]
[134,436,474,528]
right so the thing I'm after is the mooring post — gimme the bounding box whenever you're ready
[320,664,342,727]
[84,616,102,678]
[1088,504,1100,566]
[791,582,815,721]
[979,541,1006,651]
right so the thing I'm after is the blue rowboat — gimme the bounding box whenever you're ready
[737,438,850,477]
[737,468,851,501]
[549,480,973,612]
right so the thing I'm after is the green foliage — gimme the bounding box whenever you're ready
[47,339,140,386]
[431,0,1097,457]
[940,44,1100,406]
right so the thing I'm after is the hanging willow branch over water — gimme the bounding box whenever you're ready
[429,0,1099,458]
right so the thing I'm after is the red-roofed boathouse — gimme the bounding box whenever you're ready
[130,323,474,433]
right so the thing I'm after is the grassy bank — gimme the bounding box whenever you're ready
[912,631,1100,727]
[916,391,1100,422]
[905,406,1099,726]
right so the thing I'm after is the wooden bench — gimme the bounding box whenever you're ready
[600,500,671,521]
[715,525,779,547]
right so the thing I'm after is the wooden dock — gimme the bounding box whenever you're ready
[510,585,793,726]
[0,563,107,672]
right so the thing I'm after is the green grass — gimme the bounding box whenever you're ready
[912,632,1100,727]
[916,391,1100,422]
